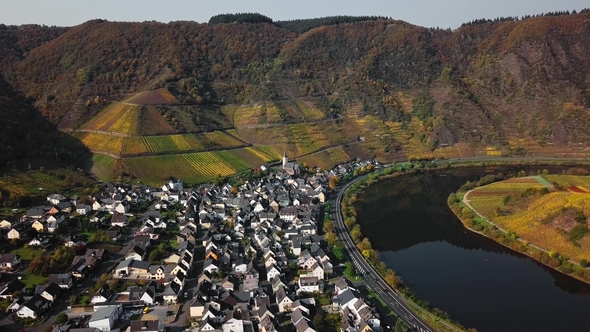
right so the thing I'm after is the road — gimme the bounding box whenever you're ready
[330,175,436,332]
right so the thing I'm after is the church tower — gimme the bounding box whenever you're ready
[282,150,288,168]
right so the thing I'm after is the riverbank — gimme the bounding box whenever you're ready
[448,174,590,286]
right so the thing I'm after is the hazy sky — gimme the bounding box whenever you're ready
[0,0,587,29]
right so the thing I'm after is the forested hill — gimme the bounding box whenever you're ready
[0,10,589,169]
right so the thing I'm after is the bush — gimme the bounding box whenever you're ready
[580,259,588,267]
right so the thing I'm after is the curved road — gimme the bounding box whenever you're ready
[330,175,437,332]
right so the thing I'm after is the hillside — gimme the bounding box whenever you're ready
[1,12,590,184]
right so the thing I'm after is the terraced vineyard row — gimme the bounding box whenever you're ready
[117,132,244,156]
[183,152,236,178]
[80,133,123,155]
[298,147,350,170]
[296,100,324,120]
[124,147,279,185]
[82,103,140,135]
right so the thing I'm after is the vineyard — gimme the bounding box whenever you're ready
[124,147,277,185]
[468,177,548,216]
[124,89,178,105]
[493,192,590,262]
[296,100,325,120]
[119,131,245,156]
[386,119,433,160]
[544,175,590,189]
[203,131,246,149]
[82,103,140,135]
[79,133,124,155]
[468,175,590,262]
[298,147,350,170]
[137,106,176,135]
[236,121,346,158]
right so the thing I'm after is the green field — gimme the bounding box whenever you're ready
[12,247,44,260]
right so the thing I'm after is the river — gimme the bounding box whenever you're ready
[355,165,590,332]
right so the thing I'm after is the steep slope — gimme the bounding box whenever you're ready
[5,20,295,125]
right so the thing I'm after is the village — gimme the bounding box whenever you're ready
[0,156,384,332]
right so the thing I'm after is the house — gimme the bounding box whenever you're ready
[0,254,21,270]
[40,282,62,302]
[47,222,59,233]
[275,287,293,313]
[47,193,66,205]
[115,259,150,276]
[334,277,349,295]
[0,217,17,230]
[28,237,50,247]
[128,286,156,305]
[31,220,46,233]
[302,261,324,280]
[7,224,29,240]
[88,306,121,331]
[6,297,25,313]
[134,234,151,246]
[125,245,146,261]
[163,281,181,304]
[48,273,73,289]
[199,318,222,332]
[294,317,316,332]
[223,318,244,332]
[114,201,129,214]
[90,285,115,304]
[297,276,319,294]
[266,265,282,281]
[106,226,122,241]
[130,320,164,332]
[0,279,26,300]
[17,294,51,319]
[65,235,88,248]
[76,204,91,215]
[111,214,128,227]
[25,207,45,219]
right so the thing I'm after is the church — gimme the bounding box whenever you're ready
[282,151,299,175]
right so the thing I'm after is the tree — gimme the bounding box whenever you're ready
[325,232,337,246]
[56,312,68,325]
[356,237,372,251]
[328,176,340,190]
[350,224,363,243]
[313,311,326,332]
[580,259,588,267]
[385,269,400,288]
[149,248,165,263]
[323,220,335,233]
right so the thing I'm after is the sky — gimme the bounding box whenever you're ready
[0,0,588,29]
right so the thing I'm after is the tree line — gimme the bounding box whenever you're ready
[276,15,388,34]
[461,8,590,27]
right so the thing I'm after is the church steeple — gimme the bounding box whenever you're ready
[282,149,288,168]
